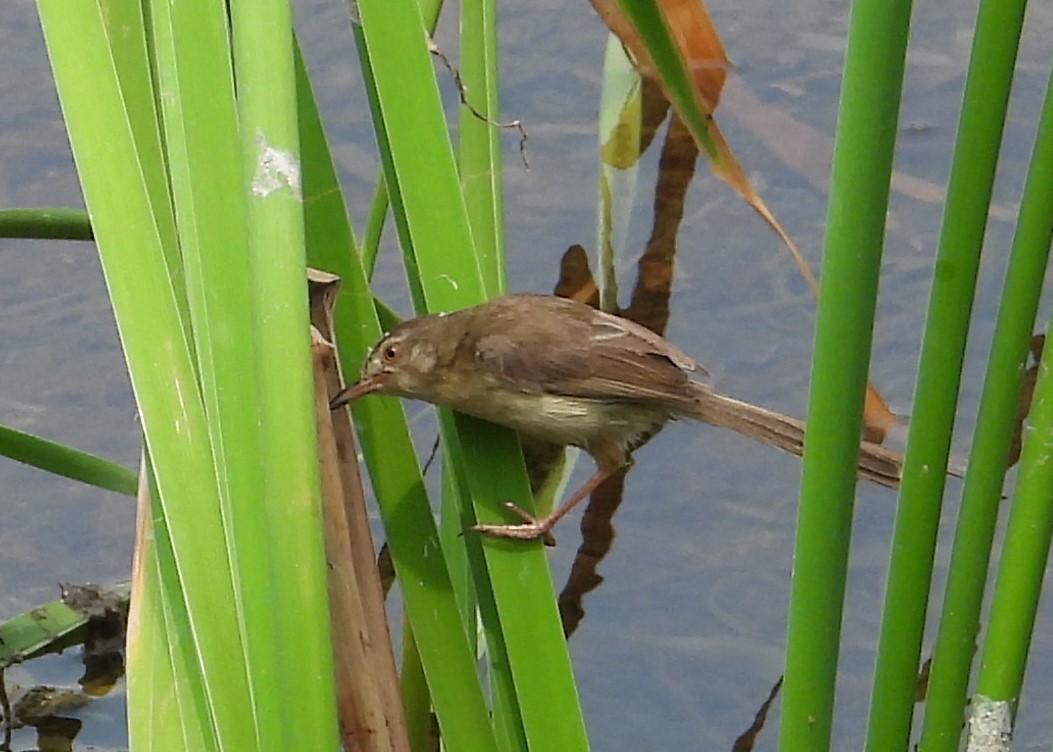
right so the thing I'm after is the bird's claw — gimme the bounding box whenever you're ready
[468,501,557,546]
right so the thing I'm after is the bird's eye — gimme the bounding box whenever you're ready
[382,343,399,362]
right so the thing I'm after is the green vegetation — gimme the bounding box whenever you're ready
[1,0,1049,749]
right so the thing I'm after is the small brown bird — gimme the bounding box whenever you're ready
[330,294,903,542]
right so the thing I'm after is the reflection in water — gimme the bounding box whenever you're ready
[544,86,802,751]
[549,84,700,637]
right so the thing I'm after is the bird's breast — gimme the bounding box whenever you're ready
[441,386,670,453]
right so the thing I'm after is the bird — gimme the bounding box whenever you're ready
[330,294,904,542]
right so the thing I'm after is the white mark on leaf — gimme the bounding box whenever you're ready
[966,695,1012,751]
[252,133,302,200]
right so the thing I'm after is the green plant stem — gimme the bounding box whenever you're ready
[0,424,137,496]
[969,318,1053,717]
[136,462,218,750]
[354,0,588,747]
[918,35,1049,752]
[230,0,340,747]
[358,0,441,281]
[458,0,504,296]
[777,0,913,748]
[865,0,1027,746]
[300,37,503,752]
[360,174,389,278]
[0,208,92,240]
[963,59,1053,737]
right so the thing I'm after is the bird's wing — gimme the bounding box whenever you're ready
[472,297,703,413]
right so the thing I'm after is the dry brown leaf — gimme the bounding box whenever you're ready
[863,383,899,444]
[659,0,728,109]
[589,0,728,111]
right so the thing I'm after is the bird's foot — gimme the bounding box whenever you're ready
[468,502,557,546]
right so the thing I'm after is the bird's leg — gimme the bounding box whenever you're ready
[469,463,622,545]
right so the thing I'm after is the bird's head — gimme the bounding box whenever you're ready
[329,316,452,409]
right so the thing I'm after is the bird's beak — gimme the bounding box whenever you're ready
[329,375,384,410]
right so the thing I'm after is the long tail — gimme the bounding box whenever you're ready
[692,387,904,488]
